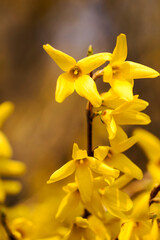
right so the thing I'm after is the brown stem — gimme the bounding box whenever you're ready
[92,69,104,81]
[149,184,160,206]
[86,101,93,156]
[1,211,17,240]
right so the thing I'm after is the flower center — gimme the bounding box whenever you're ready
[70,66,82,77]
[76,158,88,166]
[112,65,120,77]
[105,149,113,161]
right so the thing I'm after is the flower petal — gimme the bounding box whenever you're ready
[0,131,12,158]
[127,61,159,79]
[89,157,119,178]
[103,187,133,211]
[0,102,14,128]
[47,160,76,184]
[114,174,133,189]
[129,97,149,111]
[149,220,160,240]
[43,44,76,71]
[0,159,26,176]
[85,190,105,219]
[75,165,93,202]
[72,143,88,160]
[133,129,160,163]
[111,34,127,64]
[111,79,134,101]
[103,64,113,83]
[131,192,150,220]
[107,153,143,180]
[56,191,83,222]
[113,136,138,153]
[114,111,151,125]
[110,127,138,153]
[118,221,135,240]
[94,146,110,162]
[65,227,82,240]
[147,163,160,182]
[2,180,22,195]
[75,75,102,107]
[108,116,117,140]
[77,53,112,74]
[105,204,127,219]
[101,110,117,139]
[55,73,75,103]
[101,89,124,108]
[75,217,89,228]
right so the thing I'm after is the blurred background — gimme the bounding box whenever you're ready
[0,0,159,204]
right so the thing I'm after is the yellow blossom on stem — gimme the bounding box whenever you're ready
[43,44,112,107]
[55,183,84,223]
[100,95,150,139]
[47,143,119,203]
[94,127,143,180]
[103,34,159,101]
[64,217,96,240]
[118,192,154,240]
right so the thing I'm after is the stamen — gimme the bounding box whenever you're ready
[70,66,81,77]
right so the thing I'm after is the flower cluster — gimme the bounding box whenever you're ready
[0,33,159,240]
[41,34,160,239]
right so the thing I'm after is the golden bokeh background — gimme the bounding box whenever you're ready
[0,0,159,204]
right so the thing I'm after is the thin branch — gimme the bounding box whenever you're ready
[1,211,17,240]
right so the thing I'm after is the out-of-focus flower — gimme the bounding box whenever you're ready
[10,217,33,240]
[103,34,159,101]
[43,44,112,107]
[133,129,160,183]
[0,101,26,203]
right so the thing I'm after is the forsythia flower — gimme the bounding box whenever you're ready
[0,101,26,203]
[64,217,97,240]
[118,192,157,240]
[43,44,112,107]
[133,129,160,183]
[55,182,84,223]
[94,127,143,180]
[10,217,33,240]
[47,143,119,203]
[103,34,159,101]
[100,95,150,139]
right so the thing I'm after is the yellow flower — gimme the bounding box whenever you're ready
[103,34,159,101]
[47,143,119,203]
[0,101,26,203]
[64,217,97,240]
[100,95,150,139]
[118,192,153,240]
[144,220,160,240]
[99,186,133,219]
[94,127,143,180]
[55,183,84,223]
[133,129,160,182]
[0,101,14,128]
[43,44,112,107]
[10,217,33,240]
